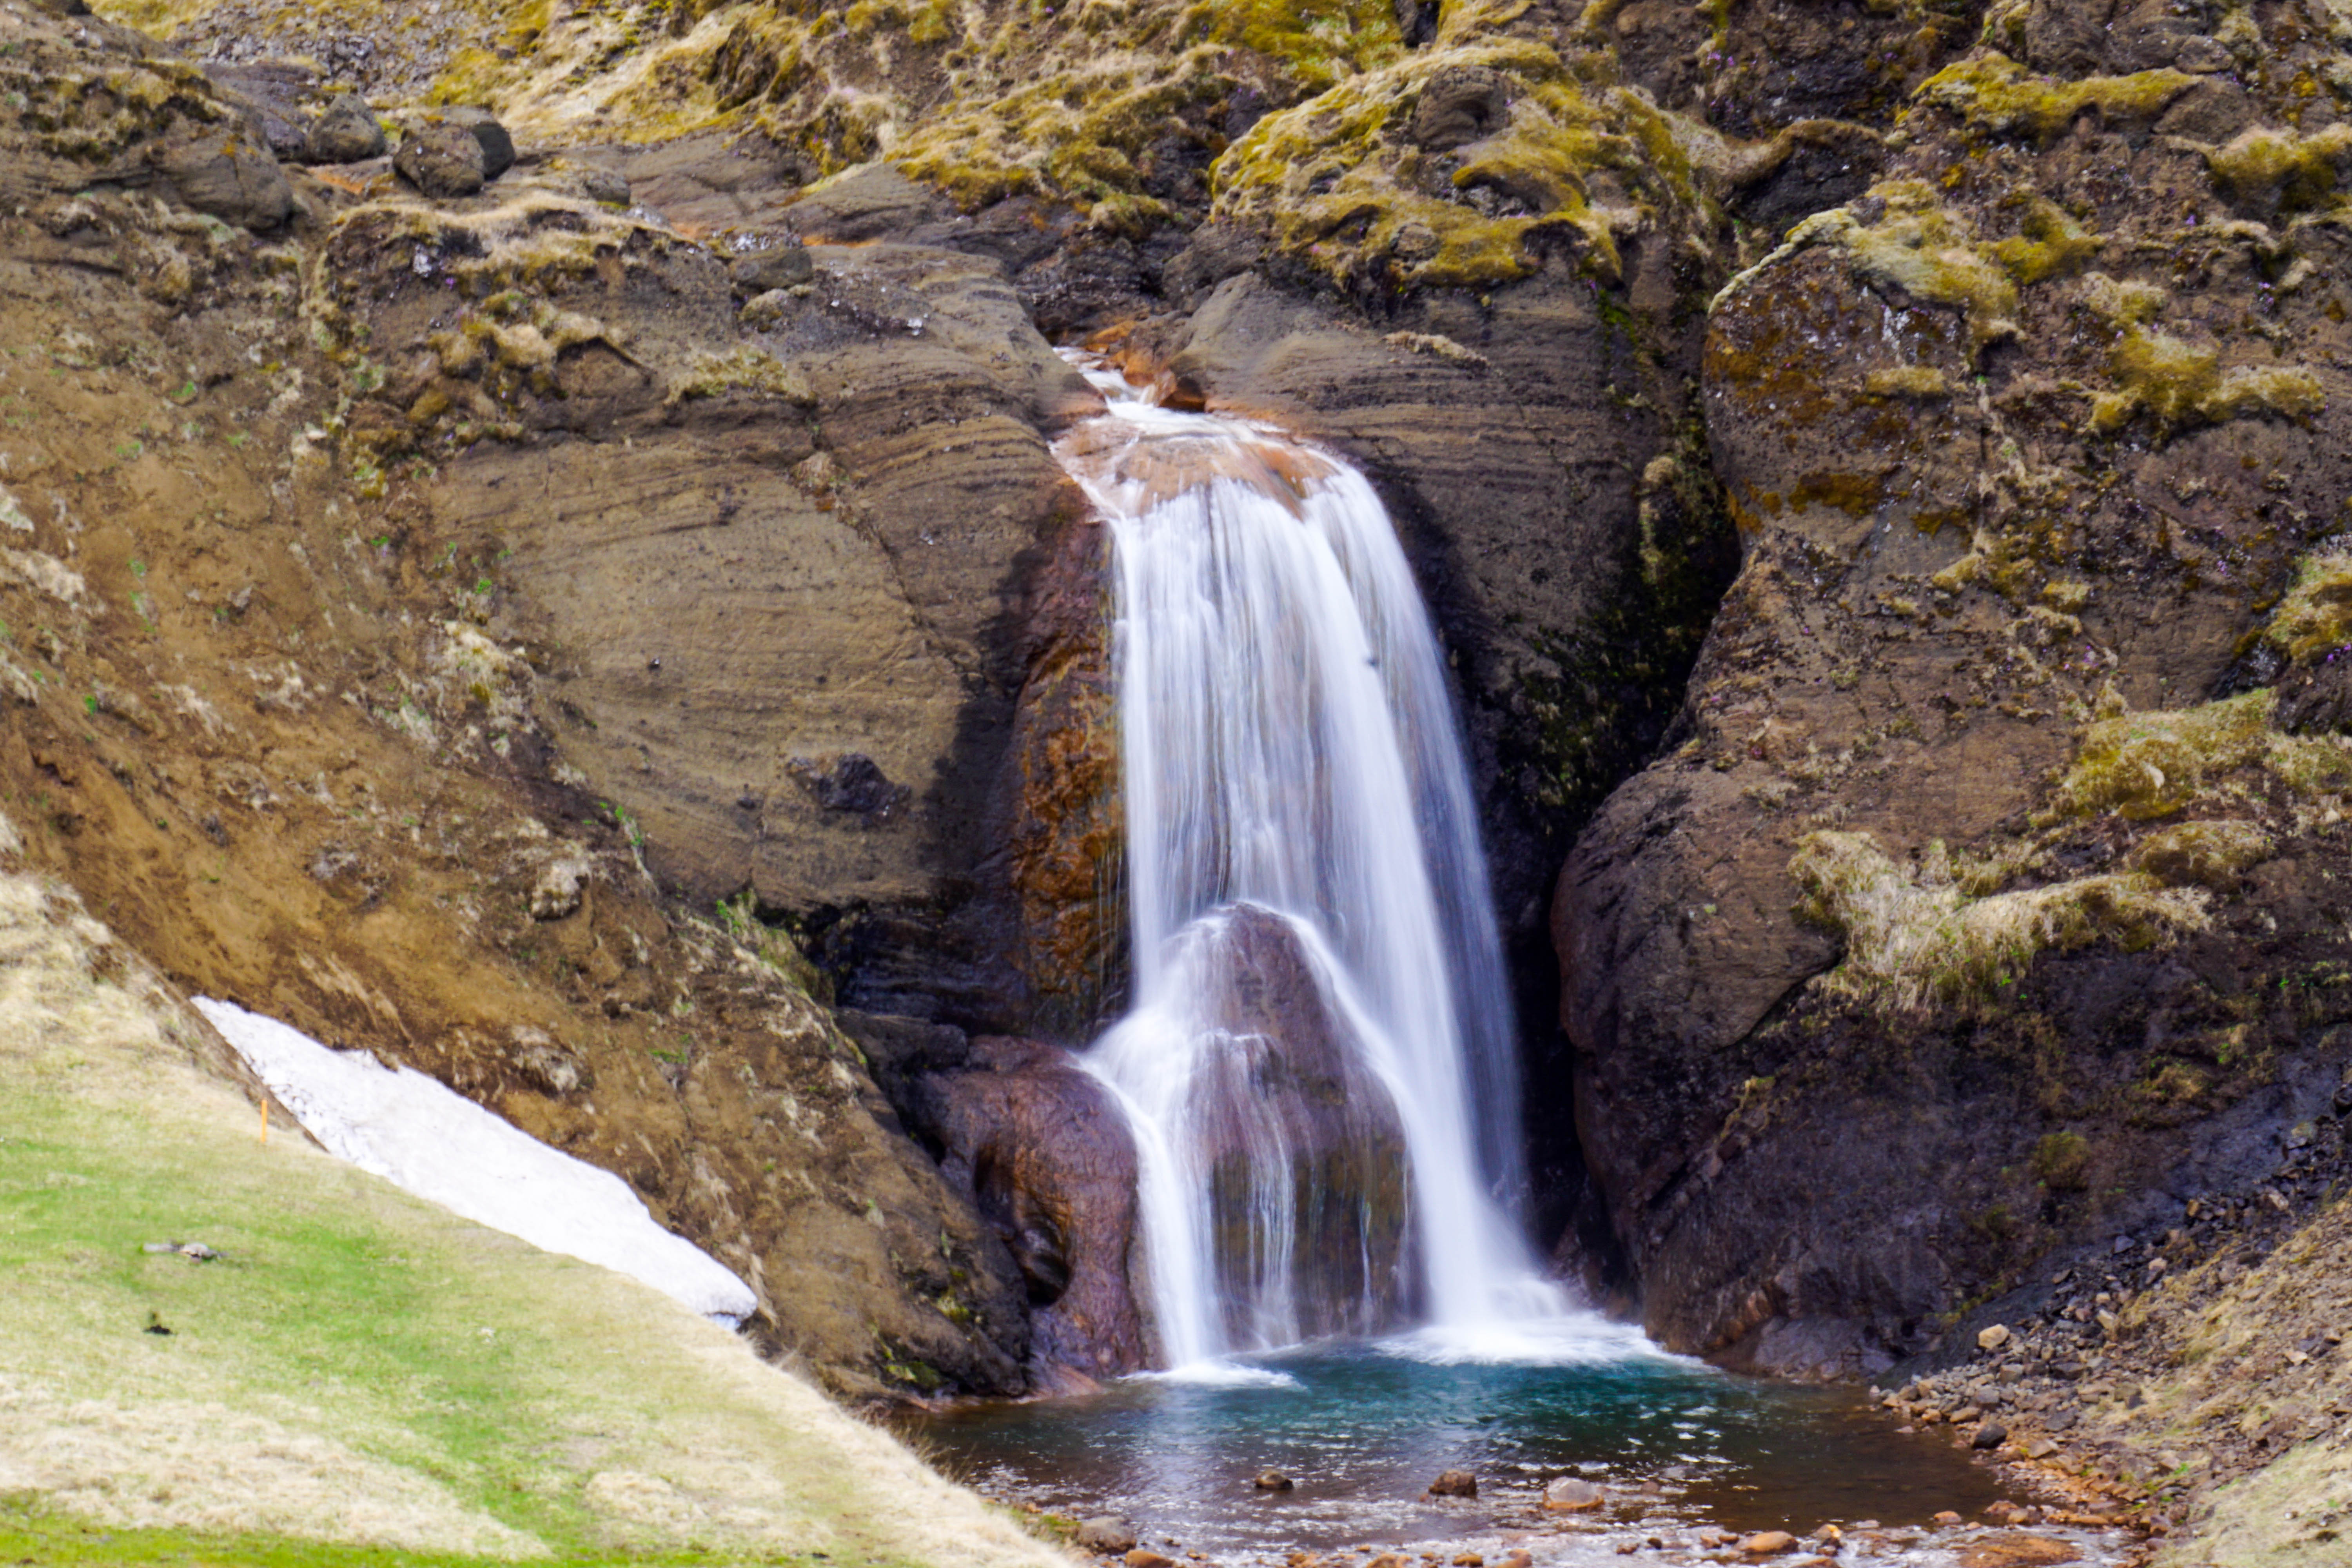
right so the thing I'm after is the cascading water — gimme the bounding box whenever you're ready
[1056,356,1570,1370]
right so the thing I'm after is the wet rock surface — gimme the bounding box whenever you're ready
[905,1034,1149,1381]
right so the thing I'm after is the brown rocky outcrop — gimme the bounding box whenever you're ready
[906,1035,1149,1381]
[1559,7,2352,1373]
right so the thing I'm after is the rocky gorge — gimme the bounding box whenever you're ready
[4,0,2352,1559]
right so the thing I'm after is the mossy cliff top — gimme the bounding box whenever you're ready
[1209,5,1716,292]
[418,0,1410,234]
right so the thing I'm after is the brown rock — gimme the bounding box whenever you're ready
[408,231,1096,1027]
[1125,1552,1178,1568]
[913,1038,1147,1377]
[1958,1536,2082,1568]
[437,105,513,179]
[392,121,484,199]
[1933,1512,1964,1528]
[309,94,385,163]
[731,240,815,293]
[161,125,292,230]
[1427,1468,1478,1498]
[1407,64,1510,151]
[1740,1532,1796,1556]
[1138,906,1414,1340]
[1253,1468,1294,1492]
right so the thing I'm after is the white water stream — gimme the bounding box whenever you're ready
[1056,358,1585,1372]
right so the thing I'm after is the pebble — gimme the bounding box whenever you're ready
[1123,1552,1176,1568]
[1253,1468,1294,1492]
[1933,1511,1964,1527]
[1427,1468,1478,1498]
[1739,1530,1795,1555]
[1972,1421,2010,1450]
[1075,1515,1138,1553]
[1542,1476,1606,1512]
[1978,1323,2013,1351]
[1451,1555,1484,1567]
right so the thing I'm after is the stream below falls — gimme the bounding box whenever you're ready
[909,1341,2133,1568]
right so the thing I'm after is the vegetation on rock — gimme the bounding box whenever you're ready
[1792,829,2209,1014]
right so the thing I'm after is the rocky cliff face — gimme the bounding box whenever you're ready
[1561,0,2352,1388]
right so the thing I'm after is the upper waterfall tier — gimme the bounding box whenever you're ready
[1056,358,1552,1368]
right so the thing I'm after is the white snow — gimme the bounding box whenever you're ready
[195,998,758,1326]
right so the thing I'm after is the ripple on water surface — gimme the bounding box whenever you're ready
[911,1334,2115,1566]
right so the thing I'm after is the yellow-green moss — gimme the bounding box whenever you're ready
[1916,53,2195,142]
[1209,33,1672,290]
[2206,123,2352,213]
[666,345,814,407]
[2089,325,2325,434]
[2043,691,2352,822]
[2264,550,2352,662]
[1865,365,1954,398]
[2078,270,2169,327]
[1987,197,2101,285]
[1792,829,2209,1013]
[2124,818,2274,889]
[2049,691,2277,819]
[2030,1129,2091,1190]
[1717,181,2017,359]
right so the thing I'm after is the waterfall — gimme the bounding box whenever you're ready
[1056,357,1567,1370]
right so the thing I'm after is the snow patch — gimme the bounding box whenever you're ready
[194,998,757,1325]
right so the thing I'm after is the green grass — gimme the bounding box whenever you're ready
[0,867,1060,1568]
[0,1506,814,1567]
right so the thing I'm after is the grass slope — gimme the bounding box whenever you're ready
[0,849,1065,1568]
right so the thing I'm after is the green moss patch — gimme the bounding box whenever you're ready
[1715,180,2017,361]
[1915,52,2195,142]
[2087,325,2324,436]
[2045,690,2352,820]
[2263,550,2352,664]
[2205,123,2352,215]
[1210,3,1714,292]
[1793,829,2209,1013]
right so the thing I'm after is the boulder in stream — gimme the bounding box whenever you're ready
[1427,1468,1477,1498]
